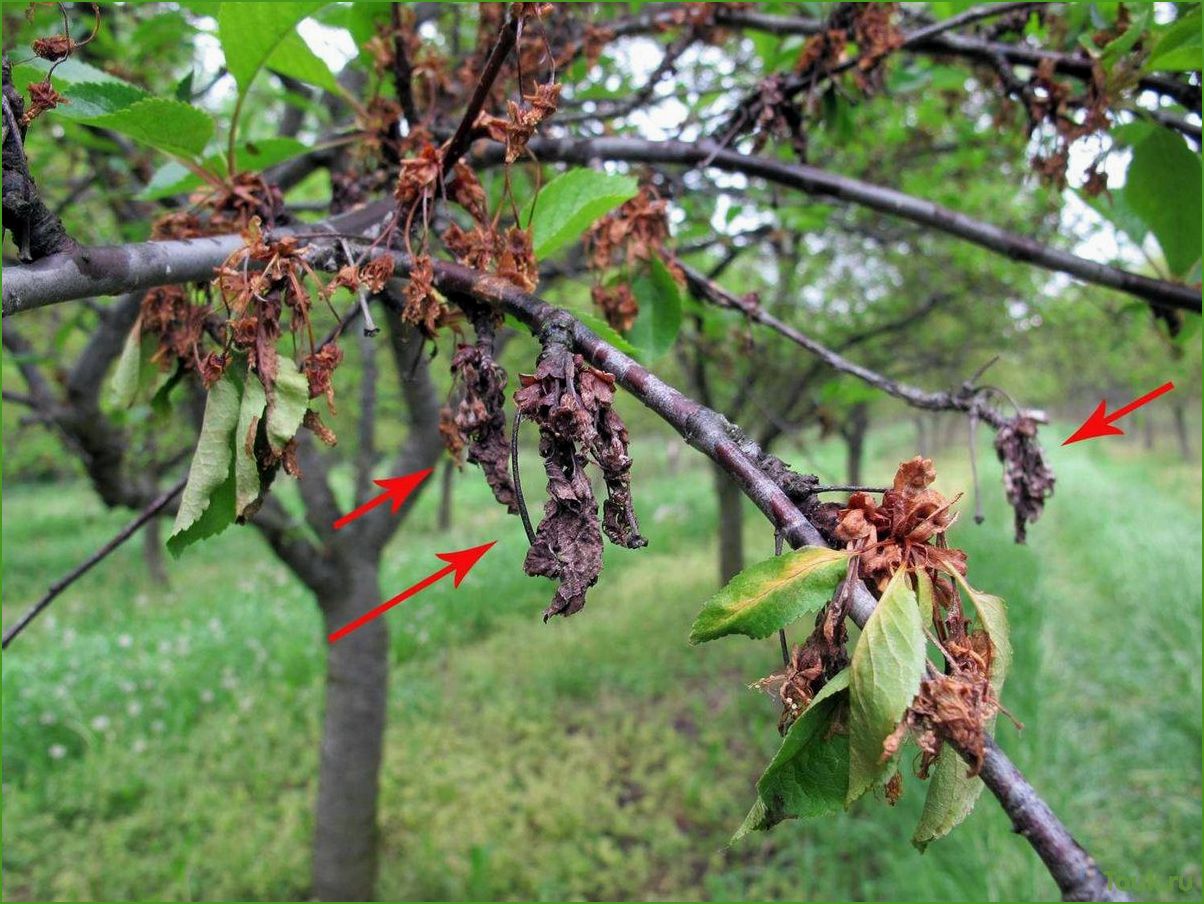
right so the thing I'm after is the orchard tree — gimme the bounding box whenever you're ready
[3,3,1200,901]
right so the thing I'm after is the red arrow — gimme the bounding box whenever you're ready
[1063,381,1175,445]
[327,541,496,643]
[332,468,433,530]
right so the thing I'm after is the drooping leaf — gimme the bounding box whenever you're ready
[913,572,1012,848]
[689,547,850,644]
[627,256,683,360]
[733,670,851,840]
[266,28,341,95]
[217,2,329,96]
[105,317,158,411]
[1125,127,1202,277]
[167,371,242,557]
[265,358,311,454]
[530,169,639,257]
[914,567,935,627]
[234,377,267,519]
[847,568,927,804]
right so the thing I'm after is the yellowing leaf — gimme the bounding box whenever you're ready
[847,568,926,804]
[234,377,267,520]
[265,358,310,454]
[689,547,850,644]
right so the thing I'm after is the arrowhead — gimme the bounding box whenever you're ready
[435,541,497,587]
[374,468,433,513]
[1062,401,1125,445]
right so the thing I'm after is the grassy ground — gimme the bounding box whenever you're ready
[2,426,1200,901]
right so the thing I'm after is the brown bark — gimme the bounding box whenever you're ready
[313,564,389,902]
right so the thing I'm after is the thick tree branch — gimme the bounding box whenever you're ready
[494,137,1200,313]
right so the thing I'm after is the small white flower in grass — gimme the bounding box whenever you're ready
[39,712,56,725]
[131,738,147,754]
[157,640,171,654]
[200,689,215,704]
[117,634,132,648]
[151,720,165,733]
[90,715,110,732]
[126,702,142,717]
[48,744,67,759]
[119,680,136,693]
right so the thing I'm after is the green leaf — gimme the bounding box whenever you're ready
[11,57,127,93]
[267,28,340,95]
[234,377,267,520]
[530,169,639,258]
[167,371,242,557]
[1080,186,1148,248]
[106,317,155,411]
[1146,12,1202,72]
[626,256,683,359]
[46,87,214,159]
[576,311,643,359]
[689,547,850,644]
[265,358,311,454]
[733,670,851,840]
[1126,127,1202,277]
[847,569,927,804]
[217,2,329,96]
[1099,5,1149,71]
[912,571,1011,849]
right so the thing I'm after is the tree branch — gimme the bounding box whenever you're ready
[2,476,185,649]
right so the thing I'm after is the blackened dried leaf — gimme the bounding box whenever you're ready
[993,416,1055,543]
[446,330,518,513]
[514,317,645,618]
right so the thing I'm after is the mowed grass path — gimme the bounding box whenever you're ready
[2,434,1200,901]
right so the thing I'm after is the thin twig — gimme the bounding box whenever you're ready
[440,9,519,178]
[2,476,186,649]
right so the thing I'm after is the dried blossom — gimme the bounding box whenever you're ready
[198,351,229,389]
[20,80,67,126]
[754,616,849,734]
[402,254,443,337]
[495,226,539,292]
[584,186,674,273]
[303,343,343,413]
[448,160,489,223]
[835,457,966,591]
[851,2,902,91]
[503,81,561,163]
[442,221,502,271]
[993,416,1055,544]
[302,408,338,446]
[360,254,395,293]
[591,284,639,333]
[395,142,442,207]
[140,286,211,368]
[32,34,74,61]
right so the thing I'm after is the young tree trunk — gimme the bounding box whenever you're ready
[437,458,454,532]
[843,403,869,486]
[713,463,744,583]
[1172,401,1193,461]
[313,565,390,902]
[1143,411,1155,450]
[142,514,169,587]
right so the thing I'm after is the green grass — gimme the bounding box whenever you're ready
[2,429,1200,901]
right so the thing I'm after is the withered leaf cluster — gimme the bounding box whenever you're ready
[835,456,966,592]
[440,323,519,514]
[513,321,646,620]
[993,415,1055,544]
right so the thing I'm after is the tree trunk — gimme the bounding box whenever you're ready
[437,458,454,532]
[1143,411,1155,450]
[844,404,869,486]
[313,565,389,902]
[1172,401,1193,461]
[712,463,744,583]
[142,513,169,587]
